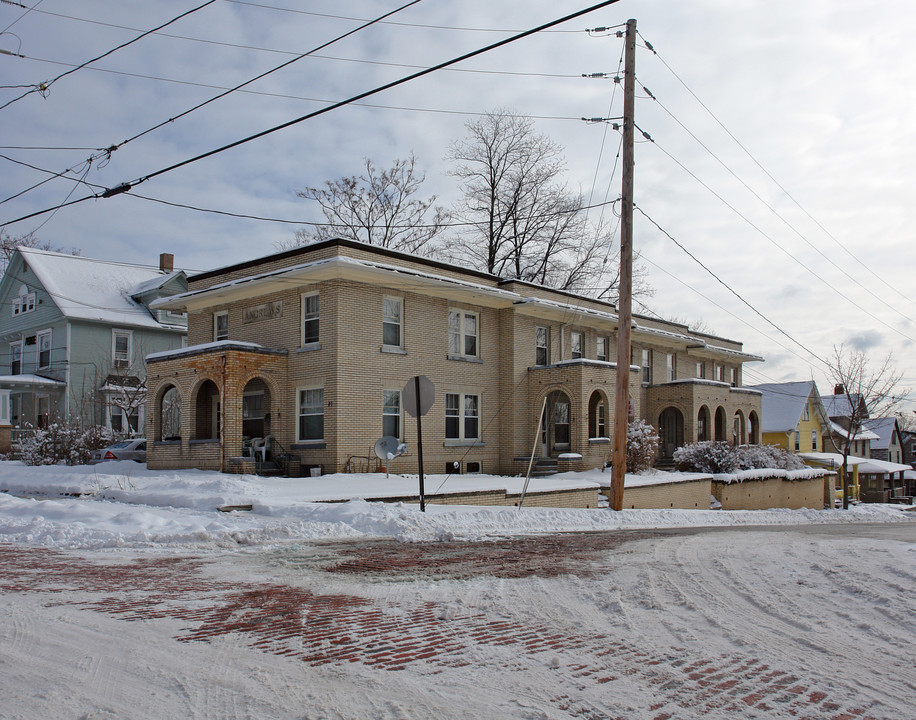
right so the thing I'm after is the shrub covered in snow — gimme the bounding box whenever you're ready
[19,422,116,466]
[627,419,660,472]
[674,441,806,473]
[674,441,736,473]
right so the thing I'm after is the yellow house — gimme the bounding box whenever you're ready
[748,380,829,454]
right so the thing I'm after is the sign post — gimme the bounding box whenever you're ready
[402,375,435,512]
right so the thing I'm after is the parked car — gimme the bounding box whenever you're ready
[89,438,147,464]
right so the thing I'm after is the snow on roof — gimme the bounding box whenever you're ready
[0,373,66,387]
[827,419,880,442]
[822,393,863,419]
[129,269,184,297]
[748,381,818,433]
[861,417,898,449]
[146,340,267,363]
[18,247,177,330]
[798,452,909,473]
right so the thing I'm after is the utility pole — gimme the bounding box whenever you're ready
[610,18,636,511]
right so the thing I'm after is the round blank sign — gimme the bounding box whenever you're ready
[402,375,435,417]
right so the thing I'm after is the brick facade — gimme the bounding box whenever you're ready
[146,239,763,477]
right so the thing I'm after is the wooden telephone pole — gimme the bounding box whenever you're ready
[610,18,636,511]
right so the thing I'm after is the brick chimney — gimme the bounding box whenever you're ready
[159,253,174,273]
[834,384,845,395]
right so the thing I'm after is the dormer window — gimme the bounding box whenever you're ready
[12,284,36,316]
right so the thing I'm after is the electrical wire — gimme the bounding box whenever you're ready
[637,77,916,329]
[638,30,916,311]
[0,0,41,34]
[0,0,219,111]
[644,134,916,346]
[0,0,625,229]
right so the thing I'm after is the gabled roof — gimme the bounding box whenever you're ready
[861,417,900,450]
[15,247,184,330]
[822,392,865,420]
[747,380,825,433]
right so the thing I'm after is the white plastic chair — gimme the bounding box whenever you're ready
[252,436,270,463]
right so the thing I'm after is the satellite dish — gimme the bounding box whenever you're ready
[374,436,407,477]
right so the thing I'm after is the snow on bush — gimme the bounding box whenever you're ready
[19,423,116,466]
[627,419,659,472]
[674,441,804,474]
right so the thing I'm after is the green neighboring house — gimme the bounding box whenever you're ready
[0,247,187,436]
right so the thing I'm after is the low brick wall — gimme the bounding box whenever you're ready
[622,478,712,510]
[353,486,600,509]
[712,475,826,510]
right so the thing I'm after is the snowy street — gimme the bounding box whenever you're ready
[2,521,914,719]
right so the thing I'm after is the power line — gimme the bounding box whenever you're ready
[638,30,916,311]
[634,204,827,368]
[0,0,42,34]
[636,76,916,329]
[0,0,625,228]
[18,9,583,79]
[644,134,916,346]
[0,0,219,111]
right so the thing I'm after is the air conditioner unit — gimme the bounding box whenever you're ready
[114,359,129,369]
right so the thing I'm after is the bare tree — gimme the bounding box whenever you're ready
[446,110,645,297]
[825,343,907,508]
[0,229,79,273]
[280,154,448,254]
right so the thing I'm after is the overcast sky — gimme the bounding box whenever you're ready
[2,0,914,414]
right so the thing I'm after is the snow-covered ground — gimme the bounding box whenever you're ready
[1,460,914,719]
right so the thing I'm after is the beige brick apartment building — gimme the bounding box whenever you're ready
[145,239,762,476]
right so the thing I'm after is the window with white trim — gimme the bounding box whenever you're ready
[596,336,608,362]
[445,392,480,441]
[297,388,324,441]
[382,389,401,439]
[448,309,478,358]
[535,326,549,366]
[811,429,817,451]
[10,340,22,375]
[794,431,800,452]
[716,364,725,382]
[301,293,319,345]
[640,348,652,383]
[213,311,228,341]
[382,296,403,348]
[729,367,737,387]
[12,284,35,316]
[112,330,131,368]
[696,360,706,379]
[570,331,583,360]
[37,330,51,369]
[666,353,676,382]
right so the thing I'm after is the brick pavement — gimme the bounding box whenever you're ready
[0,539,882,719]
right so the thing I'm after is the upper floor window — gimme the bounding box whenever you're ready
[383,389,401,439]
[37,330,51,369]
[696,361,706,379]
[535,326,549,366]
[596,336,608,362]
[213,311,228,342]
[12,284,35,316]
[570,332,583,360]
[640,348,652,383]
[382,297,403,348]
[729,367,738,387]
[716,364,725,382]
[666,353,676,382]
[112,330,131,368]
[448,309,478,359]
[811,429,817,451]
[801,402,810,422]
[446,392,480,440]
[297,387,324,441]
[302,293,319,345]
[10,341,21,375]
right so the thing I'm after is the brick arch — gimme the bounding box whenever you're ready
[151,382,182,442]
[587,389,610,439]
[697,404,711,442]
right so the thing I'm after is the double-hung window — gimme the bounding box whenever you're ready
[729,367,738,387]
[696,361,706,379]
[639,348,652,383]
[383,390,401,439]
[12,285,35,316]
[112,330,131,368]
[297,388,324,441]
[716,364,725,382]
[570,332,583,360]
[213,311,228,341]
[10,341,21,375]
[382,297,403,348]
[37,330,51,369]
[535,326,549,366]
[448,309,478,359]
[445,392,480,441]
[302,293,319,345]
[811,429,818,451]
[596,336,608,362]
[666,353,676,382]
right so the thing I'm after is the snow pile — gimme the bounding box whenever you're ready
[0,460,910,551]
